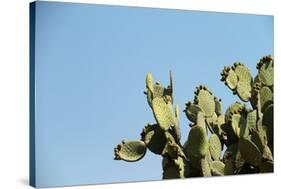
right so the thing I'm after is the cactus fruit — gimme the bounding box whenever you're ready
[114,55,274,179]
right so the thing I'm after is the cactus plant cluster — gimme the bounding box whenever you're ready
[114,55,274,178]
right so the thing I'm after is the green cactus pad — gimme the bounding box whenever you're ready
[262,145,273,161]
[211,115,224,136]
[238,138,262,166]
[146,83,166,107]
[169,70,173,96]
[250,79,262,109]
[225,102,243,123]
[184,102,203,123]
[114,140,147,162]
[260,86,273,112]
[141,124,175,155]
[257,56,273,86]
[195,87,215,117]
[225,69,238,90]
[152,97,176,130]
[233,63,252,84]
[153,83,165,97]
[209,134,222,161]
[162,156,185,179]
[220,66,238,90]
[236,81,252,102]
[205,111,216,127]
[214,97,222,116]
[201,158,212,177]
[246,110,257,131]
[185,126,209,158]
[234,113,248,139]
[262,104,273,144]
[187,153,202,170]
[224,160,234,175]
[231,114,244,137]
[162,141,182,159]
[175,104,180,121]
[223,143,245,169]
[210,161,225,176]
[146,73,154,93]
[196,111,206,128]
[251,129,266,153]
[259,160,273,173]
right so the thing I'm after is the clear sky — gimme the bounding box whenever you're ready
[33,1,273,187]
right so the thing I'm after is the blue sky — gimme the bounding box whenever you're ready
[33,1,273,187]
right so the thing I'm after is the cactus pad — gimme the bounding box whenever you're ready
[238,138,262,166]
[262,104,273,144]
[221,66,238,90]
[194,86,215,117]
[201,158,212,177]
[114,140,147,162]
[259,160,273,173]
[214,97,222,116]
[259,86,273,112]
[141,124,175,155]
[225,102,243,123]
[169,70,173,96]
[246,110,257,132]
[232,63,252,84]
[231,114,247,138]
[175,104,180,121]
[236,81,252,102]
[152,97,176,130]
[224,160,234,175]
[251,129,266,153]
[262,145,273,161]
[146,73,154,93]
[185,126,209,158]
[184,102,203,123]
[146,83,165,106]
[162,156,186,179]
[196,111,206,128]
[226,69,238,90]
[257,55,273,86]
[210,161,225,176]
[209,134,222,161]
[223,143,245,169]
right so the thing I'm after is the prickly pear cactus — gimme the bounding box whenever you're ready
[114,55,274,179]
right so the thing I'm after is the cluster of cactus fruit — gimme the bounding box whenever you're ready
[114,55,273,178]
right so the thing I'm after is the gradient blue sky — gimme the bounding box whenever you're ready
[33,1,273,187]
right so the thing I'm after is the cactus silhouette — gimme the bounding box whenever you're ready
[114,55,274,178]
